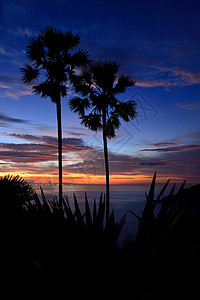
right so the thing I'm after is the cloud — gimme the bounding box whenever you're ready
[86,35,200,89]
[172,69,200,85]
[0,133,90,163]
[12,27,33,37]
[135,67,200,89]
[66,150,168,176]
[139,162,166,166]
[0,81,9,89]
[0,122,8,127]
[135,78,170,88]
[184,131,200,140]
[146,142,177,147]
[8,132,88,146]
[5,89,32,99]
[141,144,200,152]
[1,131,199,184]
[153,66,200,88]
[65,145,200,186]
[0,112,31,126]
[175,102,200,111]
[0,75,33,99]
[0,150,56,163]
[0,46,18,57]
[63,130,88,137]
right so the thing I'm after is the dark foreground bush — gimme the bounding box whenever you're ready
[0,174,125,297]
[120,172,200,298]
[0,173,200,299]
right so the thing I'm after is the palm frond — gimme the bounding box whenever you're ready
[74,80,93,96]
[114,75,135,94]
[70,48,90,67]
[32,81,52,98]
[64,29,80,49]
[81,113,102,131]
[105,113,121,138]
[90,60,120,90]
[69,97,90,116]
[79,66,93,85]
[21,64,40,83]
[69,73,82,86]
[26,35,45,66]
[115,100,137,122]
[47,60,68,82]
[33,81,67,102]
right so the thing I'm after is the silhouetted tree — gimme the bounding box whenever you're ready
[21,26,89,200]
[69,61,137,222]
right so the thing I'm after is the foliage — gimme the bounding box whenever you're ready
[21,26,89,102]
[1,173,200,298]
[122,172,200,298]
[0,174,35,207]
[69,60,137,139]
[0,175,126,295]
[27,190,126,263]
[0,178,125,271]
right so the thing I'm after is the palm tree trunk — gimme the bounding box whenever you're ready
[56,96,63,201]
[102,109,110,224]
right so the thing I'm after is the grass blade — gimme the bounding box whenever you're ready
[153,178,170,210]
[85,192,92,227]
[93,198,97,222]
[73,193,85,227]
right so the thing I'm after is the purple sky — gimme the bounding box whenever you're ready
[0,0,200,189]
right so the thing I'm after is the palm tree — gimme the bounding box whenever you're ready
[21,26,89,200]
[69,61,137,222]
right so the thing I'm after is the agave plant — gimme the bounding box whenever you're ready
[32,190,126,247]
[24,188,126,275]
[129,172,185,244]
[124,172,200,298]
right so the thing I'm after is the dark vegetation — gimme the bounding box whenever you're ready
[1,173,200,298]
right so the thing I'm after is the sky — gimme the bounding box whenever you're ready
[0,0,200,191]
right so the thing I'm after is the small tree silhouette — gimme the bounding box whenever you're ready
[21,26,89,200]
[69,61,137,222]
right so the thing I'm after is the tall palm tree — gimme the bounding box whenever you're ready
[21,26,89,200]
[69,61,137,222]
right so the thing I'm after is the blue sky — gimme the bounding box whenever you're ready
[0,0,200,188]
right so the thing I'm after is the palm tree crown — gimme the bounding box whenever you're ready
[21,26,89,102]
[70,61,137,138]
[21,26,89,199]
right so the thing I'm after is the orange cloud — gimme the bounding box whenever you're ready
[176,102,200,111]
